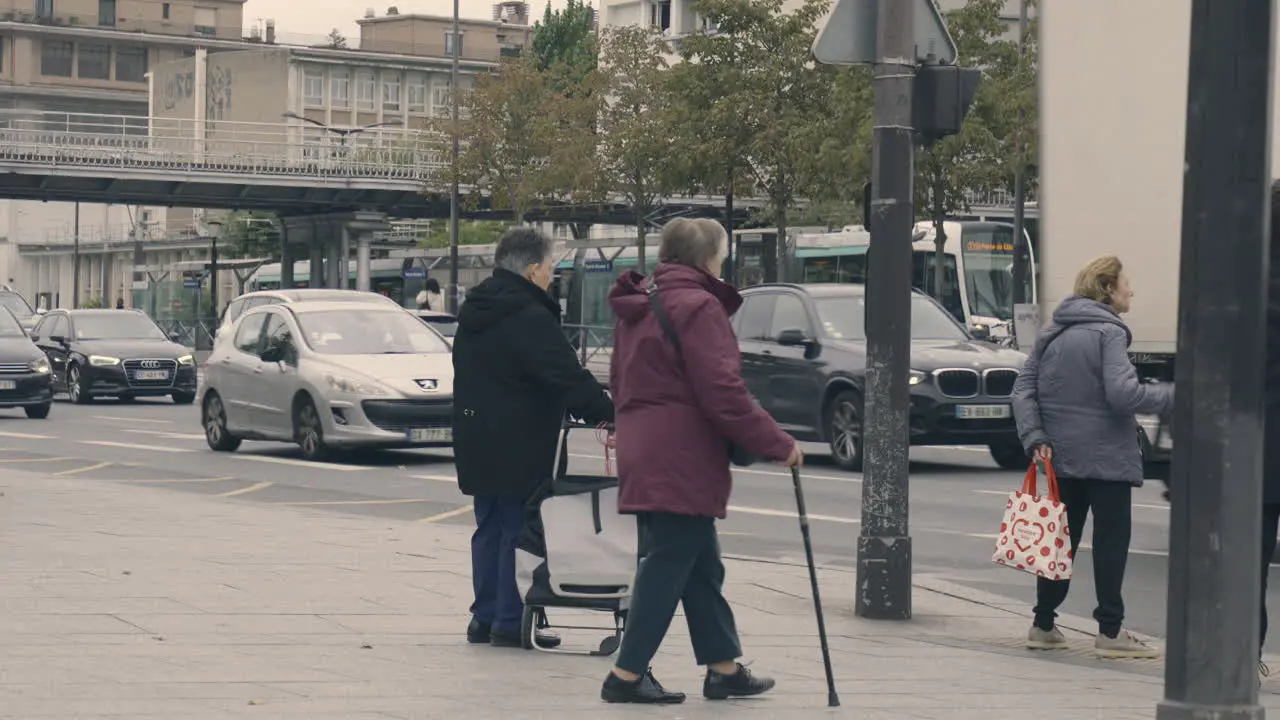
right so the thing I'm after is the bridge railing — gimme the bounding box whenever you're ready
[0,111,447,182]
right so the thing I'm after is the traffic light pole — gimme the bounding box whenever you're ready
[1158,1,1273,717]
[856,0,915,620]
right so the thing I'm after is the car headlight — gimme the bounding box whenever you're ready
[908,370,926,386]
[88,355,120,367]
[326,373,388,396]
[29,357,50,374]
[177,354,194,366]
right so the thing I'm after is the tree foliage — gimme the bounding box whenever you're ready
[421,220,509,249]
[325,29,348,49]
[532,0,598,87]
[220,211,281,262]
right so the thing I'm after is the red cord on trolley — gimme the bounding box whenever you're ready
[596,423,616,476]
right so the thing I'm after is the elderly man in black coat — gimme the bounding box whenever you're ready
[451,227,614,649]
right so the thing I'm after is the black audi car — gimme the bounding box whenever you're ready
[0,307,53,418]
[734,284,1029,471]
[31,309,198,405]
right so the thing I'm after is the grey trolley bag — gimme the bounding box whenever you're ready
[514,420,636,655]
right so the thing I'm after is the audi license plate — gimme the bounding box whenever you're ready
[0,380,15,390]
[407,427,452,443]
[135,370,169,381]
[955,404,1011,419]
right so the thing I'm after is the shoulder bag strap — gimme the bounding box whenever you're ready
[645,282,685,365]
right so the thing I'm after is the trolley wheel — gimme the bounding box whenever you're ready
[598,634,620,656]
[520,606,539,650]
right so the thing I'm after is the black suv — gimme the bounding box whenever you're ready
[734,284,1029,471]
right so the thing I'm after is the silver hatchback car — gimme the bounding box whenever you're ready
[199,301,454,461]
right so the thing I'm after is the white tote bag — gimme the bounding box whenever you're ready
[991,460,1073,581]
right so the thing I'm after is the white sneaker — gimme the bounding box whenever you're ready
[1094,629,1159,659]
[1026,625,1068,650]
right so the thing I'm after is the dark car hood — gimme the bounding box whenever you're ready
[71,339,190,359]
[0,335,46,362]
[827,338,1027,371]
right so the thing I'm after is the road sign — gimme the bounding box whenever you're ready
[583,260,614,273]
[813,0,957,66]
[182,278,202,289]
[403,267,427,279]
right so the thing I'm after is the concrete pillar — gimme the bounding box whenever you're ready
[309,240,325,288]
[339,225,351,290]
[356,230,372,292]
[279,224,294,288]
[325,235,342,289]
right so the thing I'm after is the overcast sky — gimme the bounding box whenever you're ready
[241,0,572,44]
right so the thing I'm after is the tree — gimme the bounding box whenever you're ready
[220,211,281,262]
[421,220,509,249]
[532,0,598,87]
[676,0,836,283]
[595,26,678,272]
[325,29,348,49]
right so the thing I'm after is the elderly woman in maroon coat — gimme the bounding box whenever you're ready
[599,218,803,705]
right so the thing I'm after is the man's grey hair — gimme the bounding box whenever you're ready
[494,227,554,275]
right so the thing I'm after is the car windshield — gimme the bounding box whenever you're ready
[0,294,33,319]
[74,313,167,340]
[814,295,971,341]
[299,309,451,355]
[0,308,25,337]
[419,316,458,337]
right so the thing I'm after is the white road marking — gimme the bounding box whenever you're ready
[93,416,169,424]
[79,441,191,453]
[965,533,1169,557]
[0,430,54,440]
[727,505,859,524]
[0,456,73,463]
[122,429,207,441]
[410,474,459,483]
[218,481,274,498]
[116,477,234,484]
[272,498,433,506]
[419,504,474,523]
[54,461,113,476]
[232,455,372,472]
[970,489,1169,511]
[567,452,860,484]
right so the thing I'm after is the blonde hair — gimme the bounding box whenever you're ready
[1073,255,1124,305]
[658,218,728,270]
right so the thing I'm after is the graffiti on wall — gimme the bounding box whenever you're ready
[160,71,195,111]
[206,66,233,120]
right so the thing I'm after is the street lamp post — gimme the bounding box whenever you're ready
[448,0,461,314]
[206,220,222,332]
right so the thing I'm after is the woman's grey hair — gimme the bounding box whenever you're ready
[494,227,553,274]
[658,218,728,269]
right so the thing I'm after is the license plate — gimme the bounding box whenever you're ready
[407,427,451,442]
[135,370,169,381]
[0,380,15,390]
[954,404,1011,419]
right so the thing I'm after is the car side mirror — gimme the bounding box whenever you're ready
[777,328,812,347]
[970,324,991,342]
[168,331,182,342]
[259,345,285,364]
[49,335,66,345]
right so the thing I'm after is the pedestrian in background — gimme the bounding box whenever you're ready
[451,228,614,649]
[600,218,801,705]
[416,278,443,311]
[1012,254,1173,659]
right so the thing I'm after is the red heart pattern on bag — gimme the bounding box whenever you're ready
[1011,518,1044,552]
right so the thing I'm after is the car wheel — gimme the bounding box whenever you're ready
[825,390,864,472]
[171,392,196,405]
[67,365,91,405]
[989,440,1028,471]
[202,393,242,452]
[294,397,330,462]
[24,403,51,419]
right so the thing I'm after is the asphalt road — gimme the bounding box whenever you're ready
[2,395,1271,651]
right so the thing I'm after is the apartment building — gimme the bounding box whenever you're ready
[358,2,532,62]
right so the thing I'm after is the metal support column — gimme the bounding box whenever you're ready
[448,0,461,313]
[1158,1,1274,717]
[356,231,372,292]
[856,0,916,620]
[279,223,294,288]
[309,238,325,288]
[1010,0,1030,310]
[72,202,80,309]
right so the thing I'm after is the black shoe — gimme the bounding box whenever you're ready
[489,628,562,649]
[704,663,776,700]
[601,669,687,704]
[466,617,490,644]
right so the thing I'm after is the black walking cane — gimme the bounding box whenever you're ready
[791,466,840,707]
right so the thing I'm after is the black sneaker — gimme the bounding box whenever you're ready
[489,628,562,649]
[704,663,776,700]
[601,669,686,704]
[466,617,490,644]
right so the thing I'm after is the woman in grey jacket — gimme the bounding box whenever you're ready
[1012,255,1174,659]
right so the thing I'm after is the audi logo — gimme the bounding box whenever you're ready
[140,360,162,369]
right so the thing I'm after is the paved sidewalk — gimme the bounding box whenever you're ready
[1,470,1276,720]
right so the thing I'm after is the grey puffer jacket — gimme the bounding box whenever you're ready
[1012,296,1174,486]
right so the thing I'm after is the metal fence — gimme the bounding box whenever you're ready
[564,324,613,382]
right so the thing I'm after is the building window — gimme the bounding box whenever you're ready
[331,71,350,109]
[115,45,147,82]
[0,37,5,75]
[650,0,671,31]
[162,2,170,19]
[444,32,463,58]
[40,40,74,77]
[356,71,376,111]
[407,74,427,114]
[35,0,53,20]
[77,43,111,80]
[382,73,401,112]
[194,7,216,36]
[431,83,451,118]
[98,0,116,26]
[303,68,325,107]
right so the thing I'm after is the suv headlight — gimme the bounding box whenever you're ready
[908,370,926,386]
[88,355,120,367]
[326,373,389,396]
[177,354,194,366]
[29,356,50,374]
